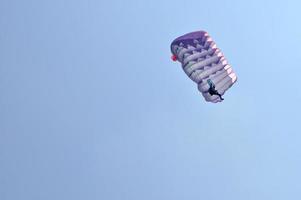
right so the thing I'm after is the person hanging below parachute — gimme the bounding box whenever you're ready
[207,79,224,101]
[170,30,237,103]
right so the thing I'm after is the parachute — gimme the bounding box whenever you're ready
[170,31,237,103]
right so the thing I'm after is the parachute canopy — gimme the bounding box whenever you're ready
[170,31,237,103]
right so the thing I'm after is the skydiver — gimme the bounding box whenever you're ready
[207,79,224,101]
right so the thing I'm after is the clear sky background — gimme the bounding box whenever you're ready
[1,0,301,200]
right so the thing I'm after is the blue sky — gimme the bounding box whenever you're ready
[1,0,301,199]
